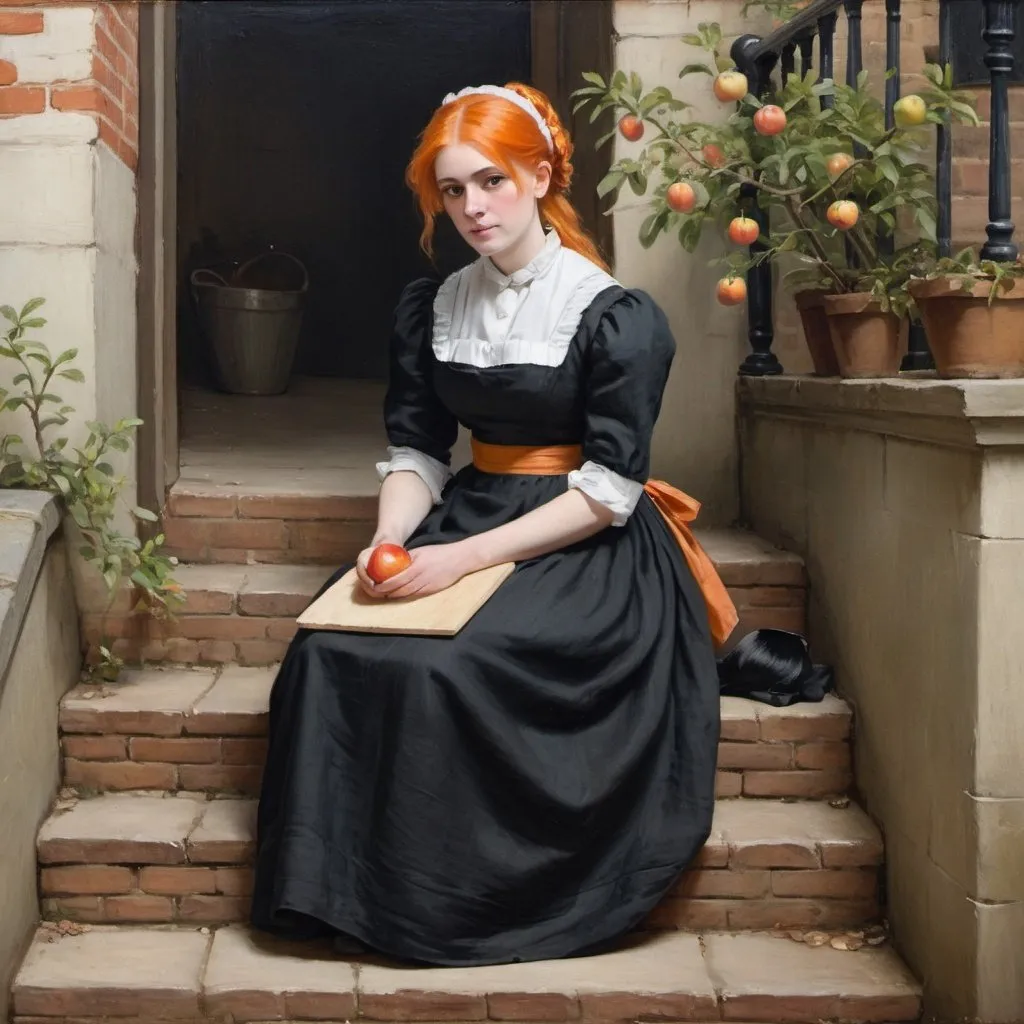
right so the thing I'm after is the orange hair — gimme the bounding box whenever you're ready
[405,82,609,273]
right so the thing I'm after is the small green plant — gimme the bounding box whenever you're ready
[0,298,184,680]
[914,247,1024,304]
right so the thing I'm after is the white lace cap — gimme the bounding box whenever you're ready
[441,85,554,152]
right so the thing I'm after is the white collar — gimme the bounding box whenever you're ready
[481,230,562,290]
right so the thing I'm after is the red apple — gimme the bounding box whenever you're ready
[728,216,760,246]
[618,115,644,142]
[702,143,726,169]
[716,277,747,306]
[713,70,749,103]
[366,543,412,583]
[667,181,697,213]
[826,152,855,179]
[827,199,860,231]
[753,104,787,136]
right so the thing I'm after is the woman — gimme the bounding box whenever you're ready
[251,82,738,966]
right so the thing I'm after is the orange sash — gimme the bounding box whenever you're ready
[470,439,739,647]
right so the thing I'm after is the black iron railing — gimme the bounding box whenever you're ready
[729,0,1020,376]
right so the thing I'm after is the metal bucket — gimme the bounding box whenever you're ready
[191,251,308,396]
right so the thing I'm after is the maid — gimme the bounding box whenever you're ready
[251,81,739,966]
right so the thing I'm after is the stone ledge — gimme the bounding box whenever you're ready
[739,376,1024,449]
[0,489,62,698]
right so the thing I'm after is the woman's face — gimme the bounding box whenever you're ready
[435,143,550,262]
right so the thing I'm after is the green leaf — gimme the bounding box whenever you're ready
[681,33,703,46]
[20,317,46,329]
[133,506,158,522]
[597,170,625,198]
[916,206,937,242]
[581,71,606,87]
[679,63,713,78]
[0,306,17,324]
[20,297,45,318]
[59,368,86,383]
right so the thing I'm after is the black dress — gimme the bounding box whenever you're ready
[251,278,722,966]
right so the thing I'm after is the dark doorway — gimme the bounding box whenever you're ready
[176,0,532,386]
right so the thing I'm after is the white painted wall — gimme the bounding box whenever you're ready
[0,5,95,84]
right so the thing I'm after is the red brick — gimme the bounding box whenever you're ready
[104,894,175,921]
[139,866,217,895]
[177,616,268,641]
[954,124,1024,161]
[164,637,202,663]
[51,84,121,128]
[729,585,804,609]
[676,869,771,899]
[178,764,263,795]
[731,843,820,870]
[692,842,730,869]
[62,735,128,761]
[759,712,850,743]
[716,771,743,798]
[743,769,850,799]
[718,741,794,771]
[0,59,16,86]
[41,896,104,923]
[358,992,488,1021]
[95,22,126,78]
[286,520,369,560]
[485,993,579,1021]
[178,894,249,922]
[214,867,254,896]
[795,741,851,771]
[0,11,44,34]
[0,85,43,115]
[822,839,885,868]
[644,897,730,930]
[163,517,287,552]
[64,759,177,791]
[265,617,298,642]
[221,738,267,765]
[771,868,877,900]
[167,490,238,518]
[581,993,716,1022]
[236,640,289,665]
[954,159,1024,200]
[237,494,377,520]
[724,897,875,930]
[197,639,238,664]
[40,865,134,896]
[179,590,235,615]
[129,737,220,764]
[968,86,1024,124]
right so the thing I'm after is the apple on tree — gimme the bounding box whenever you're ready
[618,114,644,142]
[753,105,787,136]
[827,200,860,231]
[666,181,697,213]
[893,94,927,128]
[716,277,747,306]
[713,70,748,103]
[727,216,759,246]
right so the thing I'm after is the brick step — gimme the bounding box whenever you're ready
[84,528,808,666]
[59,667,852,800]
[11,924,921,1024]
[37,793,882,931]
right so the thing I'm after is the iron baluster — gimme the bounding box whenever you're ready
[980,0,1020,263]
[819,9,838,106]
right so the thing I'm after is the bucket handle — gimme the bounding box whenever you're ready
[235,251,309,293]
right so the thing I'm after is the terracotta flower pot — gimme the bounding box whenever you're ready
[794,290,840,376]
[909,276,1024,379]
[823,292,905,378]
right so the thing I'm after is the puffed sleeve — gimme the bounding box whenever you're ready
[376,278,459,504]
[568,290,676,526]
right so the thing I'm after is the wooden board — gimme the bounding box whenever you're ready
[295,562,516,637]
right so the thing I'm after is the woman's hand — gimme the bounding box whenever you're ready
[354,546,389,599]
[373,543,478,600]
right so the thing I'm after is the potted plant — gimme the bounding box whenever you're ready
[573,25,980,377]
[909,250,1024,378]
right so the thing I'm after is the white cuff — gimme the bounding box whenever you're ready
[567,460,644,527]
[376,445,452,505]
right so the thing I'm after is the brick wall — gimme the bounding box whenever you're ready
[0,1,139,170]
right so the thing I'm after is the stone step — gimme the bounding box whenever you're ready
[83,528,808,666]
[36,793,882,931]
[59,667,852,800]
[10,924,922,1024]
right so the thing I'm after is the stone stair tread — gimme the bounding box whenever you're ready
[11,924,922,1022]
[61,664,849,737]
[38,792,880,868]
